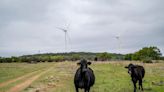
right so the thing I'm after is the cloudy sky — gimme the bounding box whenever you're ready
[0,0,164,57]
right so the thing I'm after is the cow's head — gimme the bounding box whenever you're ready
[77,59,91,73]
[125,63,137,75]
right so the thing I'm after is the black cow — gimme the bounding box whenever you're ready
[74,59,95,92]
[125,63,145,92]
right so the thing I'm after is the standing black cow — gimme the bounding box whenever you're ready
[74,59,95,92]
[125,63,145,92]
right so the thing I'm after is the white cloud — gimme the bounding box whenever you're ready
[0,0,164,57]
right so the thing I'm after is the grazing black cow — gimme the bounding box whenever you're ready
[74,59,95,92]
[125,63,145,92]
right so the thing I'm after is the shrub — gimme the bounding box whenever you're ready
[142,57,153,63]
[51,56,64,62]
[96,52,111,61]
[71,54,80,61]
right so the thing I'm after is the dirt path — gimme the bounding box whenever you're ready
[0,70,39,88]
[6,67,53,92]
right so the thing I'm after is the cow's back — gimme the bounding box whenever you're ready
[134,65,145,79]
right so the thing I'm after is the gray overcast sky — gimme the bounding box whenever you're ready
[0,0,164,57]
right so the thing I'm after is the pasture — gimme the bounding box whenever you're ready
[0,61,163,92]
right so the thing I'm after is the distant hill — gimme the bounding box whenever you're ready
[0,52,125,63]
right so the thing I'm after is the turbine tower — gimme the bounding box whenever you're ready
[115,35,121,54]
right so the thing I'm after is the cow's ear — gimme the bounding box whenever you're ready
[125,66,128,68]
[87,62,91,65]
[77,62,81,65]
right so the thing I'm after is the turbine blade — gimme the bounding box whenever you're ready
[66,23,70,30]
[56,27,67,32]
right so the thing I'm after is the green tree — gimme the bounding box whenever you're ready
[0,57,2,63]
[11,56,21,62]
[96,52,111,61]
[51,55,64,62]
[71,54,80,61]
[125,54,133,60]
[133,46,162,60]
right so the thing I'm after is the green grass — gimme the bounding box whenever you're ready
[0,62,55,92]
[0,61,164,92]
[0,63,54,83]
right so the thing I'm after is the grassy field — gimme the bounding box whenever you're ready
[0,61,164,92]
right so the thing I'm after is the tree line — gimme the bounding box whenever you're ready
[0,46,163,63]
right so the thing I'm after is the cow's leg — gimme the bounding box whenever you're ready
[84,87,90,92]
[139,79,143,91]
[133,82,137,92]
[87,87,90,92]
[84,88,87,92]
[139,80,141,90]
[132,79,137,92]
[75,86,79,92]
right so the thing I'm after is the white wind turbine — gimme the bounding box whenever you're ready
[56,24,71,52]
[114,30,128,59]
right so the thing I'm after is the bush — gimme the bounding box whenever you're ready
[51,56,64,62]
[125,54,133,60]
[96,52,111,61]
[142,57,153,63]
[71,54,80,61]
